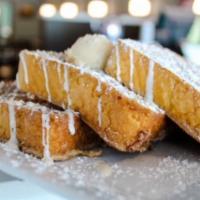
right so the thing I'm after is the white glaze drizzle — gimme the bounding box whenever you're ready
[145,60,155,102]
[57,63,65,108]
[116,45,121,82]
[64,66,75,135]
[23,50,163,113]
[122,39,200,93]
[96,79,101,93]
[129,49,135,90]
[7,104,18,149]
[41,59,51,102]
[67,109,76,135]
[57,63,62,82]
[64,66,71,107]
[97,80,102,127]
[98,97,102,127]
[20,51,29,84]
[16,73,20,89]
[42,112,53,164]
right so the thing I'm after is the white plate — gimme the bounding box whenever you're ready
[0,181,66,200]
[0,131,200,200]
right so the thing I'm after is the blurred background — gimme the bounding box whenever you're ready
[0,0,200,81]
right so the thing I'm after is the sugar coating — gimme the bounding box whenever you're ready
[122,39,200,92]
[0,82,78,116]
[22,50,163,114]
[0,82,79,162]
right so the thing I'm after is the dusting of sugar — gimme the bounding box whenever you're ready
[129,49,135,90]
[41,59,51,102]
[7,103,18,149]
[0,82,75,116]
[19,51,29,84]
[145,60,155,102]
[10,159,21,167]
[115,45,121,82]
[96,161,112,177]
[41,112,53,165]
[121,39,200,93]
[1,142,200,200]
[23,50,164,114]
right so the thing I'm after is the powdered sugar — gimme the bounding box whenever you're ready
[0,140,200,200]
[22,50,163,114]
[122,39,200,92]
[69,64,163,113]
[0,82,79,136]
[0,83,68,115]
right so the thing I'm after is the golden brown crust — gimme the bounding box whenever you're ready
[16,108,98,159]
[17,51,165,152]
[0,103,10,142]
[105,40,200,143]
[20,147,102,160]
[0,83,99,160]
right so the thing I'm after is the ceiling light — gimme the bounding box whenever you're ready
[88,0,108,18]
[128,0,151,17]
[60,2,79,19]
[39,3,56,18]
[106,23,122,40]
